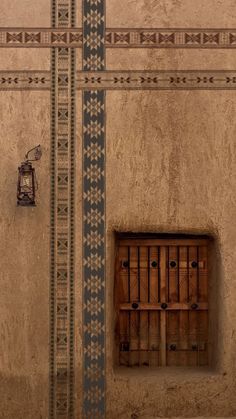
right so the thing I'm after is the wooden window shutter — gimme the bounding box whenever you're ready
[115,236,209,367]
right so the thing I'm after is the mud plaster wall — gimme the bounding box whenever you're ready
[105,90,236,418]
[0,1,236,419]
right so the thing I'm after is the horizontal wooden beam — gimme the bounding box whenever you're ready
[119,261,205,269]
[117,237,209,246]
[119,303,208,311]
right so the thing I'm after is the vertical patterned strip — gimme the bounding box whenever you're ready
[50,45,56,419]
[70,1,76,417]
[50,0,76,418]
[83,0,106,417]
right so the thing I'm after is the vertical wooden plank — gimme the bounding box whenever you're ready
[118,246,129,303]
[149,311,160,366]
[149,246,160,366]
[198,310,208,366]
[198,246,208,366]
[188,246,198,303]
[198,246,208,303]
[178,246,189,366]
[160,311,166,366]
[166,311,179,366]
[130,246,139,302]
[188,246,198,366]
[119,311,129,366]
[129,311,139,366]
[129,246,139,365]
[149,246,159,303]
[188,310,198,366]
[179,247,188,303]
[117,246,131,365]
[168,246,178,302]
[160,246,167,366]
[139,247,149,365]
[140,247,148,302]
[167,246,179,365]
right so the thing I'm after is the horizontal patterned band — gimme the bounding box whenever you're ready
[0,29,82,47]
[0,71,50,89]
[1,28,236,48]
[2,71,236,90]
[106,28,236,48]
[77,71,236,89]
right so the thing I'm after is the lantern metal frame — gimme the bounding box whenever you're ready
[17,145,42,207]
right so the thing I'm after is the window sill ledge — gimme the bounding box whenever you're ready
[112,366,224,382]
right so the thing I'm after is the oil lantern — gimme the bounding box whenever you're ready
[17,145,42,206]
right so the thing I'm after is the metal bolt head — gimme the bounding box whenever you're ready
[151,260,158,268]
[191,261,198,268]
[122,260,129,268]
[170,260,177,268]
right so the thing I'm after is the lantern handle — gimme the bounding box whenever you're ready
[25,144,42,162]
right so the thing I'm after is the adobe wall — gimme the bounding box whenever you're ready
[0,1,236,418]
[105,90,236,417]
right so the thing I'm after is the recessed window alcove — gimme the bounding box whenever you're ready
[113,232,219,371]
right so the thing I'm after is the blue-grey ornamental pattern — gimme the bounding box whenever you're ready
[83,0,106,417]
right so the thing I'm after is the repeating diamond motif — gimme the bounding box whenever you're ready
[83,1,105,415]
[84,11,104,29]
[84,143,104,160]
[84,97,104,116]
[84,163,104,182]
[84,208,104,227]
[84,319,105,336]
[84,33,104,49]
[85,362,105,381]
[85,275,104,293]
[84,186,104,205]
[84,231,104,248]
[84,120,104,138]
[84,253,104,270]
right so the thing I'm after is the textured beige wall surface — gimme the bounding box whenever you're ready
[0,0,81,27]
[0,91,50,419]
[0,49,50,71]
[106,90,236,418]
[0,0,50,27]
[106,0,236,28]
[0,0,236,418]
[107,49,236,71]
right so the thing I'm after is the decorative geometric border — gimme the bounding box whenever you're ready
[0,71,50,90]
[2,70,236,91]
[49,0,76,418]
[0,28,82,47]
[77,70,236,90]
[82,0,106,417]
[105,28,236,48]
[2,28,236,48]
[82,90,106,419]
